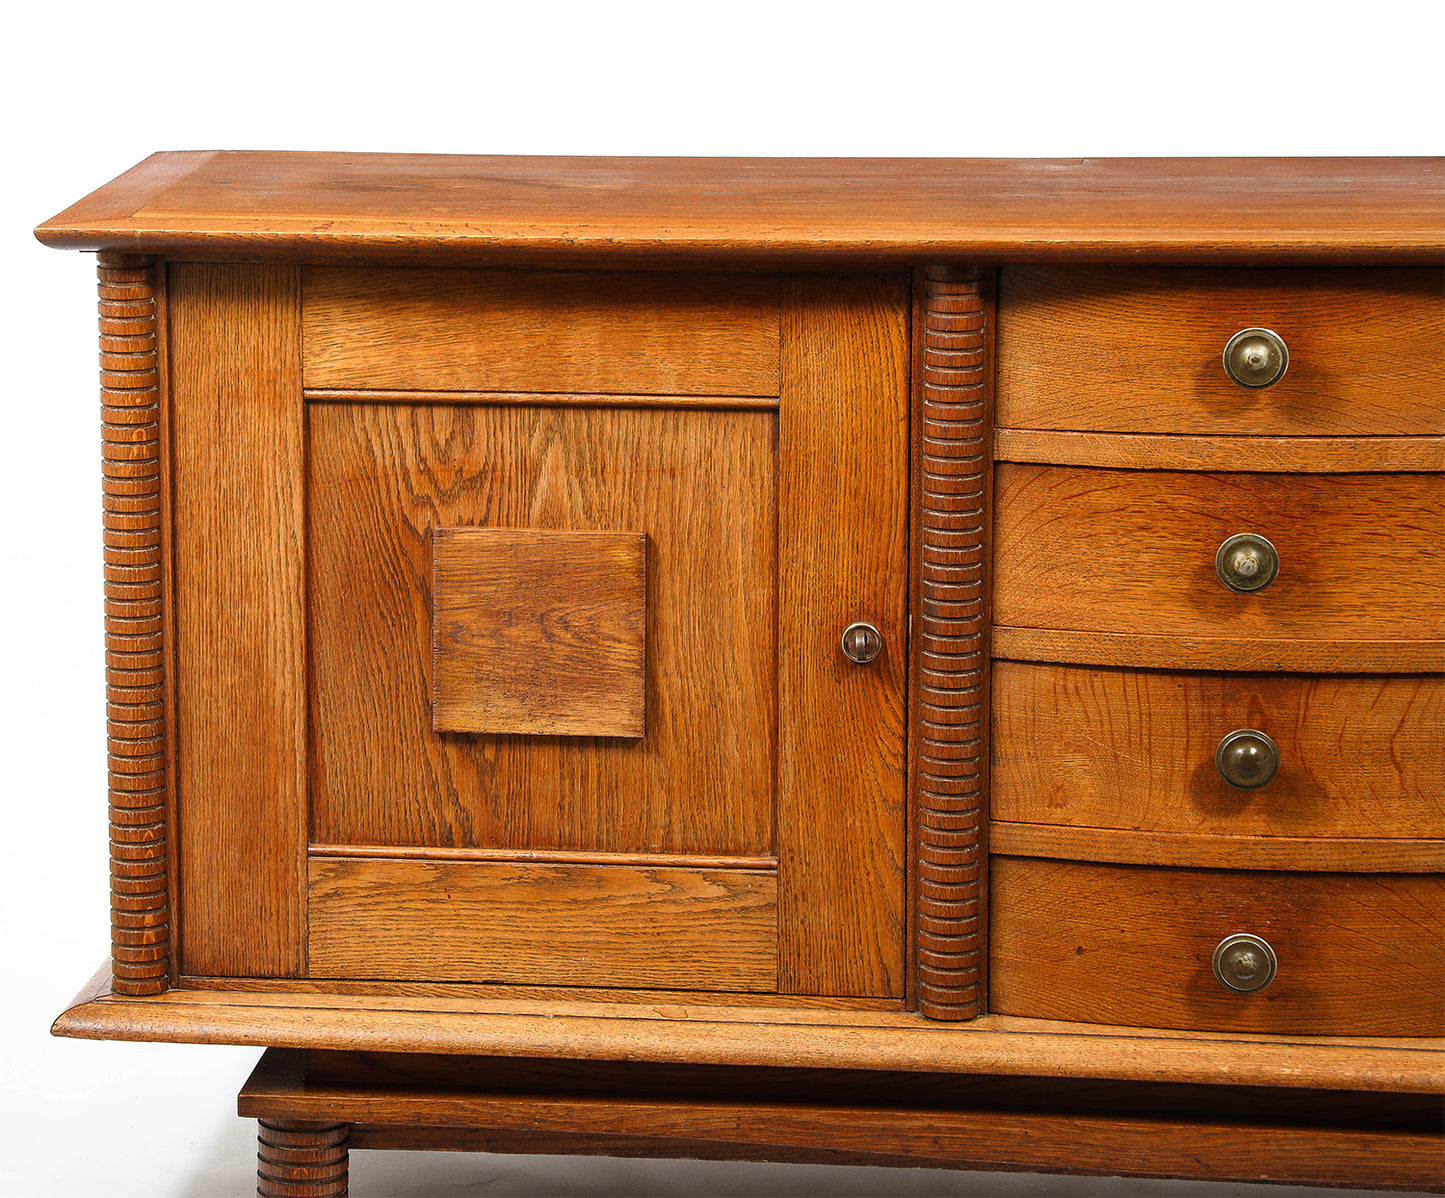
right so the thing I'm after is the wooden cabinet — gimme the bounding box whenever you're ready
[37,154,1444,1195]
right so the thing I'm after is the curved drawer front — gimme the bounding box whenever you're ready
[993,465,1445,646]
[990,857,1445,1037]
[991,663,1445,842]
[996,266,1444,437]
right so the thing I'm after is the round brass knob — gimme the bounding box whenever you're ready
[1223,327,1289,389]
[1216,728,1280,789]
[1215,532,1278,593]
[841,621,883,664]
[1212,933,1277,994]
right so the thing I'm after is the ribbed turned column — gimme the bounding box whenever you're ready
[257,1120,349,1197]
[98,252,170,996]
[914,265,992,1020]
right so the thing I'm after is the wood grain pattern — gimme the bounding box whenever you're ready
[35,154,1445,263]
[237,1050,1445,1193]
[993,465,1445,644]
[911,266,993,1021]
[307,388,778,410]
[991,627,1445,673]
[996,267,1445,436]
[302,267,781,395]
[991,858,1445,1037]
[256,1120,348,1198]
[994,429,1445,473]
[347,1122,1442,1191]
[777,274,909,998]
[97,252,170,996]
[307,844,775,871]
[989,824,1445,873]
[308,402,775,856]
[56,975,1445,1092]
[991,663,1445,840]
[169,263,306,978]
[308,858,777,991]
[431,528,646,737]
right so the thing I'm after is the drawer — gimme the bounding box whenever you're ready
[996,267,1444,436]
[991,663,1445,843]
[301,266,782,396]
[993,465,1445,647]
[989,857,1445,1036]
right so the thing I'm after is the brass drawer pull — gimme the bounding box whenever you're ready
[1223,327,1289,389]
[841,621,883,664]
[1216,728,1280,789]
[1215,532,1278,593]
[1213,933,1278,994]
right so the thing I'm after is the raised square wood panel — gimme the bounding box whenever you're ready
[302,267,782,396]
[432,527,646,738]
[308,857,777,991]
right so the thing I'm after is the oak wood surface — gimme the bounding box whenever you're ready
[996,267,1445,436]
[54,969,1445,1092]
[307,844,775,870]
[991,663,1444,840]
[35,153,1445,263]
[989,824,1444,873]
[910,266,993,1020]
[993,465,1445,644]
[991,627,1445,673]
[308,858,777,991]
[302,267,782,396]
[96,253,171,995]
[237,1050,1444,1192]
[994,429,1445,473]
[291,1048,1442,1125]
[431,527,646,737]
[307,387,778,410]
[169,262,306,978]
[308,402,775,856]
[991,858,1445,1037]
[777,274,909,998]
[347,1123,1442,1191]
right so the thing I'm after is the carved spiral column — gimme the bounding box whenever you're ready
[99,252,170,995]
[915,266,991,1020]
[258,1121,350,1198]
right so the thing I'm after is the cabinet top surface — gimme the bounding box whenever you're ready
[34,152,1445,264]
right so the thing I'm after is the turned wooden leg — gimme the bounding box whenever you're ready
[257,1119,349,1197]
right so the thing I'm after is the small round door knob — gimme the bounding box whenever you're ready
[841,621,883,664]
[1223,327,1289,389]
[1213,933,1278,994]
[1215,532,1279,593]
[1216,728,1280,789]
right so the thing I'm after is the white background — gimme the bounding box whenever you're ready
[1,2,1439,1194]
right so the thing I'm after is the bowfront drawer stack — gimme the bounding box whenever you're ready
[988,266,1445,1037]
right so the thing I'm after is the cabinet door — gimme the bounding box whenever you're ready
[171,265,908,997]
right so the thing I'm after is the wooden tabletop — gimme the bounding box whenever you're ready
[35,152,1445,264]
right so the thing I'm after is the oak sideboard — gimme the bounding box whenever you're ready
[37,154,1444,1195]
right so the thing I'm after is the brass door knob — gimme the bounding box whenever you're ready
[1213,933,1278,994]
[1215,532,1278,593]
[1216,728,1280,789]
[1223,327,1289,389]
[841,621,883,664]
